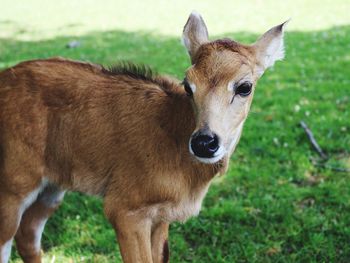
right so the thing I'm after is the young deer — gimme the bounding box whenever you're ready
[0,12,287,263]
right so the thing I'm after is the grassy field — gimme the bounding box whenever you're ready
[1,0,350,262]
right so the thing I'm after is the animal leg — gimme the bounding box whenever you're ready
[0,192,28,263]
[105,206,153,263]
[15,185,65,263]
[151,222,169,263]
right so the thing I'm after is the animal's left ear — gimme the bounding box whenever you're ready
[253,20,289,76]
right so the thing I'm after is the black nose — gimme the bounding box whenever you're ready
[190,131,219,158]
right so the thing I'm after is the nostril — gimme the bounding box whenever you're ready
[207,135,219,151]
[190,133,219,158]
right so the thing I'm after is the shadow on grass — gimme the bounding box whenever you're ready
[1,25,349,262]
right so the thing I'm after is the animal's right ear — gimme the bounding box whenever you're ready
[253,20,289,76]
[182,11,209,64]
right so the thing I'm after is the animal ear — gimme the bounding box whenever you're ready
[182,11,209,63]
[254,20,289,75]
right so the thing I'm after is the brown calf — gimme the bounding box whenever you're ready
[0,12,287,263]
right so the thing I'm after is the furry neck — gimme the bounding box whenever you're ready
[159,85,229,183]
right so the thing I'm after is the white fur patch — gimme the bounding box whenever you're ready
[25,180,61,253]
[262,36,285,69]
[190,83,196,93]
[20,178,49,216]
[228,122,244,154]
[164,183,210,222]
[127,182,211,224]
[264,20,289,69]
[256,20,289,75]
[227,81,235,92]
[139,183,210,223]
[1,239,13,263]
[34,218,48,252]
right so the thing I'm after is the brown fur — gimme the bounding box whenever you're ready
[0,57,220,262]
[0,57,220,194]
[0,12,287,263]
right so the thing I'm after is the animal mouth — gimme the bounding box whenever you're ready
[189,143,226,164]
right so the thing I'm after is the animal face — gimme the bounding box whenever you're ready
[182,12,288,164]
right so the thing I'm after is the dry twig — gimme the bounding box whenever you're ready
[313,162,350,173]
[300,121,350,173]
[300,121,328,160]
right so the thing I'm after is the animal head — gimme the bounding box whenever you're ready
[182,11,288,164]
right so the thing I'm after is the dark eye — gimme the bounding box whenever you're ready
[182,79,193,96]
[235,82,252,97]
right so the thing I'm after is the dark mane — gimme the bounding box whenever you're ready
[101,61,179,97]
[101,61,157,82]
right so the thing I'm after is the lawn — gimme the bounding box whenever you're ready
[1,0,350,262]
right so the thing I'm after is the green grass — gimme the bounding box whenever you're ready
[1,0,350,262]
